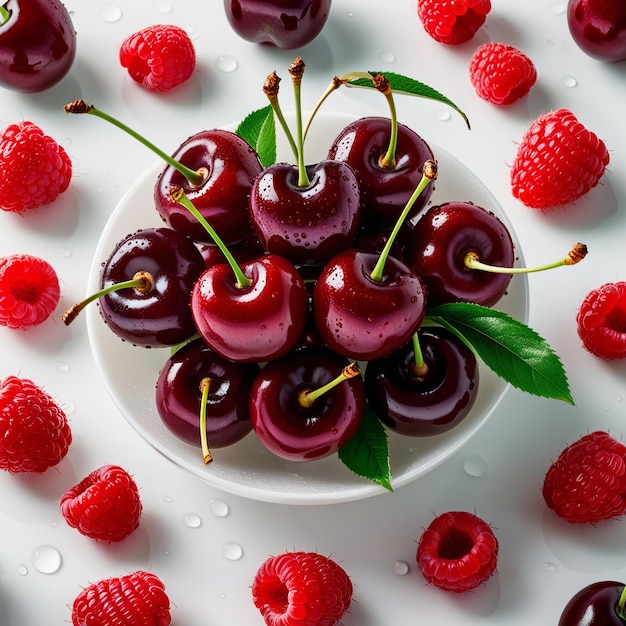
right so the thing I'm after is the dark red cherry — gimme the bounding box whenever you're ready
[249,347,364,461]
[197,235,266,269]
[223,0,332,49]
[365,327,479,437]
[0,0,76,92]
[155,338,260,450]
[405,201,515,307]
[558,580,626,625]
[327,116,435,229]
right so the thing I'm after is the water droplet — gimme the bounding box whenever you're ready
[61,248,72,258]
[603,405,610,411]
[163,549,171,556]
[97,3,123,22]
[393,560,409,575]
[31,545,62,574]
[616,395,623,402]
[49,520,58,528]
[183,513,202,528]
[215,55,238,73]
[561,75,578,88]
[153,0,173,13]
[211,499,230,518]
[56,361,71,373]
[435,109,452,122]
[163,495,173,503]
[223,541,243,561]
[543,561,558,573]
[378,51,396,63]
[218,591,226,599]
[17,564,28,576]
[462,453,488,477]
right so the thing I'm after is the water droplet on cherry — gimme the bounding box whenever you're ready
[97,3,123,22]
[216,55,239,73]
[31,545,62,574]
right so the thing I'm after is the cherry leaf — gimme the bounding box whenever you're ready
[427,302,574,405]
[235,104,276,168]
[347,71,470,129]
[338,405,393,491]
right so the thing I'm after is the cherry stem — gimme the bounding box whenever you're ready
[464,243,588,275]
[617,584,626,620]
[374,75,398,170]
[297,362,361,409]
[64,100,206,187]
[0,6,10,25]
[61,271,153,326]
[370,159,437,282]
[288,57,311,188]
[199,377,213,464]
[170,185,252,290]
[263,71,299,164]
[411,332,429,379]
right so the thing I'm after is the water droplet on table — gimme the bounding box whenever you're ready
[393,560,409,575]
[211,498,230,518]
[462,453,488,477]
[17,564,28,576]
[223,541,243,561]
[153,0,173,14]
[56,361,71,373]
[183,513,202,528]
[31,545,62,574]
[215,55,238,73]
[163,495,173,503]
[97,3,123,23]
[378,51,396,64]
[561,75,577,88]
[543,561,558,573]
[435,109,451,122]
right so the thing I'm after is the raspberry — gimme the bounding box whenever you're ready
[251,551,353,626]
[510,108,610,209]
[417,0,491,45]
[60,464,142,542]
[0,376,72,473]
[0,254,61,329]
[416,511,499,592]
[71,570,171,626]
[119,24,196,92]
[0,121,72,213]
[576,282,626,360]
[543,431,626,523]
[469,42,537,105]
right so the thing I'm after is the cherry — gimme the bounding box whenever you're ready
[155,338,260,460]
[249,60,361,266]
[567,0,626,62]
[64,100,262,246]
[63,227,205,348]
[0,0,76,92]
[248,347,365,461]
[223,0,332,49]
[558,581,626,625]
[364,327,479,436]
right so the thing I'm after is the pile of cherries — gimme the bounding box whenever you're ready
[63,60,561,479]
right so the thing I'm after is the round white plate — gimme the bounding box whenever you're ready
[86,112,529,505]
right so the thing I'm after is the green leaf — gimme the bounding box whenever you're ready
[235,105,276,168]
[427,302,574,405]
[338,405,393,491]
[348,71,470,129]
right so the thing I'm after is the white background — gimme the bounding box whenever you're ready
[1,1,626,624]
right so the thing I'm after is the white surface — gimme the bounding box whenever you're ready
[1,0,625,624]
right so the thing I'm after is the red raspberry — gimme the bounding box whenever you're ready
[252,551,353,626]
[0,376,72,473]
[417,0,491,45]
[71,570,171,626]
[469,42,537,105]
[576,282,626,360]
[119,24,196,92]
[0,254,61,329]
[60,464,142,542]
[510,108,610,209]
[543,431,626,523]
[0,121,72,213]
[416,511,499,592]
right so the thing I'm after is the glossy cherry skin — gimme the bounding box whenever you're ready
[154,129,263,246]
[404,201,515,308]
[98,227,205,347]
[558,581,626,625]
[327,116,435,229]
[249,347,365,461]
[312,249,426,361]
[156,338,260,449]
[0,0,76,92]
[191,254,309,363]
[365,327,479,437]
[223,0,332,49]
[567,0,626,62]
[249,160,361,266]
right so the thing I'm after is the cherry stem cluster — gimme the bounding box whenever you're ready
[199,378,213,464]
[298,363,361,409]
[170,185,252,290]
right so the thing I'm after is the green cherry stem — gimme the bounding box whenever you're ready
[0,6,10,25]
[411,332,429,379]
[288,57,311,188]
[373,74,399,170]
[170,185,252,290]
[617,584,626,620]
[263,71,299,164]
[464,243,588,274]
[63,100,206,187]
[297,363,361,409]
[199,377,213,464]
[369,159,438,282]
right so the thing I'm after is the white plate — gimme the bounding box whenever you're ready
[86,112,529,505]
